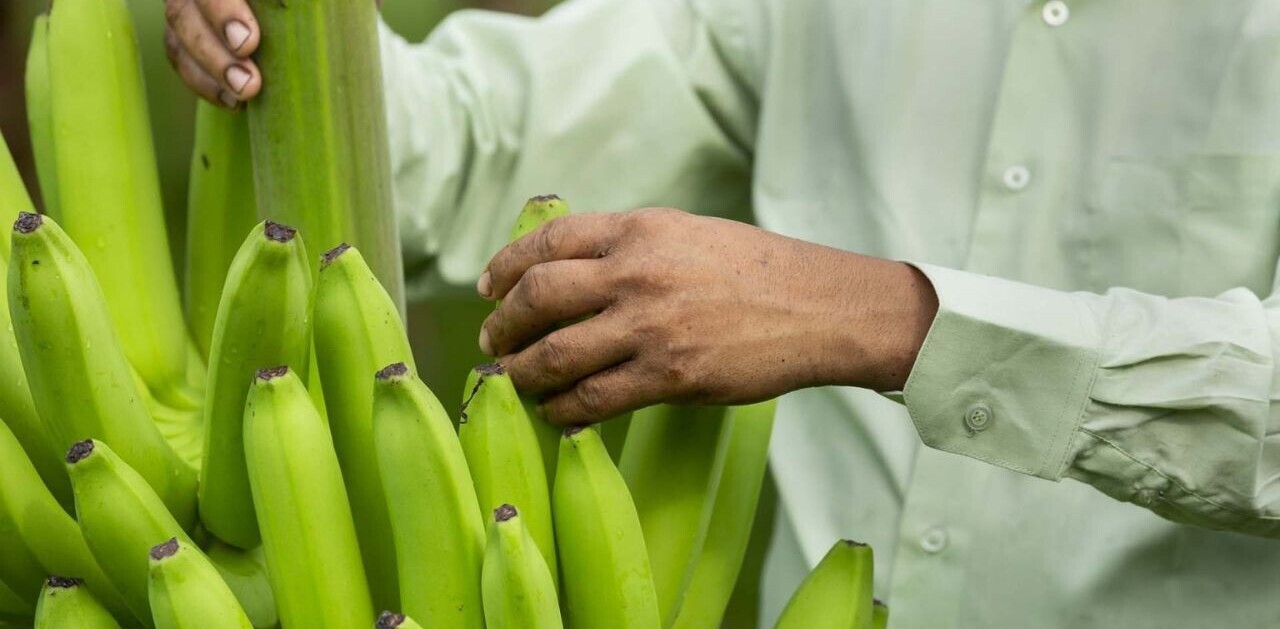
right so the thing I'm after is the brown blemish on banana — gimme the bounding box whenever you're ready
[15,212,43,234]
[264,221,297,243]
[66,439,94,463]
[494,503,518,522]
[563,426,586,437]
[256,365,290,381]
[376,611,406,628]
[376,362,409,381]
[321,243,351,268]
[150,538,181,561]
[46,576,82,589]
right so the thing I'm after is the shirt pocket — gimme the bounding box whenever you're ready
[1083,154,1280,298]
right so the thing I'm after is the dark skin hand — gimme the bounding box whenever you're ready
[478,208,939,426]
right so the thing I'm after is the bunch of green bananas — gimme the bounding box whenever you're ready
[1,0,888,626]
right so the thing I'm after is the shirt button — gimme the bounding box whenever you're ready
[920,527,949,554]
[1042,0,1069,26]
[1002,165,1031,191]
[1134,489,1158,507]
[965,404,993,433]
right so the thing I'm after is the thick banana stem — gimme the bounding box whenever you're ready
[10,214,197,527]
[184,102,259,360]
[46,0,190,404]
[246,0,404,312]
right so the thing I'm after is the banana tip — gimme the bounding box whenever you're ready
[264,221,298,243]
[66,439,95,464]
[376,611,406,628]
[375,362,409,381]
[256,365,290,382]
[494,503,518,522]
[149,538,180,561]
[563,426,586,437]
[529,193,562,204]
[321,243,352,268]
[841,539,868,548]
[45,576,82,589]
[14,212,42,234]
[475,362,506,376]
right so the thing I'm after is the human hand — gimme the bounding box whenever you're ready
[477,209,938,425]
[163,0,262,108]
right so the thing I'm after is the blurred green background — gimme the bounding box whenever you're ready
[0,0,557,405]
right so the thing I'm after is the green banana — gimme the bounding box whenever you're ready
[24,14,58,219]
[554,426,660,629]
[376,611,426,629]
[184,101,259,360]
[0,136,72,510]
[481,504,564,629]
[372,362,484,628]
[669,400,778,629]
[147,538,254,629]
[244,366,373,628]
[620,405,730,626]
[199,220,312,550]
[459,364,556,588]
[34,577,121,629]
[204,543,278,629]
[314,244,416,609]
[9,213,196,527]
[47,0,191,406]
[0,420,129,620]
[67,439,196,627]
[246,0,404,312]
[502,194,573,481]
[872,599,889,629]
[773,540,874,629]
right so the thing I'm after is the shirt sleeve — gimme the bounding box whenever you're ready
[376,0,763,297]
[902,262,1280,538]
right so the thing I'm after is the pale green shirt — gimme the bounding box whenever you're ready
[377,0,1280,626]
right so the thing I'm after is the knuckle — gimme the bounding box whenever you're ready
[536,335,574,378]
[573,379,610,420]
[515,265,551,310]
[164,0,187,27]
[532,220,564,258]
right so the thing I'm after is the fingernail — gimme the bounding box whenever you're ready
[226,65,252,94]
[218,90,238,108]
[225,20,251,51]
[477,271,492,298]
[478,327,494,356]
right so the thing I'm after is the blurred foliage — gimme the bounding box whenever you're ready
[0,0,557,405]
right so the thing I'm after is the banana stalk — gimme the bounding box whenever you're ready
[9,214,196,527]
[46,0,192,406]
[373,362,484,628]
[244,367,374,628]
[24,15,58,219]
[376,611,426,629]
[0,421,129,620]
[203,543,278,629]
[459,364,557,588]
[199,220,312,549]
[147,538,254,629]
[670,400,778,629]
[245,0,404,312]
[33,577,121,629]
[67,439,196,627]
[620,405,730,626]
[184,102,259,360]
[773,540,875,629]
[554,426,661,629]
[481,504,564,629]
[314,244,416,609]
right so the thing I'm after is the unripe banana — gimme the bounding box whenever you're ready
[670,400,778,629]
[872,599,889,629]
[204,542,279,629]
[773,540,874,629]
[375,611,426,629]
[184,102,259,360]
[314,244,416,609]
[459,364,556,588]
[34,577,121,629]
[372,362,483,628]
[9,213,196,527]
[482,504,564,629]
[620,405,730,625]
[0,142,71,510]
[147,538,254,629]
[67,439,196,627]
[47,0,190,406]
[199,220,312,550]
[0,420,129,620]
[24,15,58,219]
[554,426,660,629]
[244,366,374,628]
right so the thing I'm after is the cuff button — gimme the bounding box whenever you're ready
[965,404,993,433]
